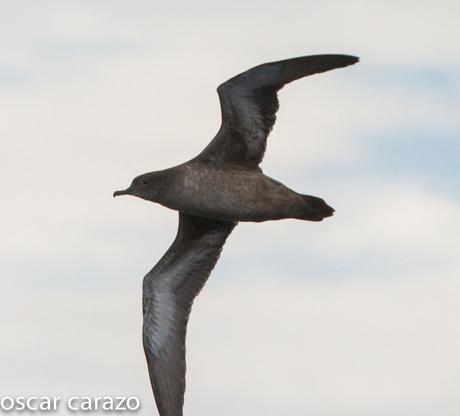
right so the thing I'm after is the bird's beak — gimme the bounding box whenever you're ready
[113,188,132,197]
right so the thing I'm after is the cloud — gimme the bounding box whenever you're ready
[185,274,460,415]
[2,274,459,415]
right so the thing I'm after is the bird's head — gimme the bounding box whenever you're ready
[113,172,159,201]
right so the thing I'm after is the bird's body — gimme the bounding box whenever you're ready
[114,53,358,416]
[136,161,333,222]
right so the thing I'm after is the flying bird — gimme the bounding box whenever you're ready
[114,54,359,416]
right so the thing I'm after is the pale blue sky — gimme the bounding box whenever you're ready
[1,1,459,415]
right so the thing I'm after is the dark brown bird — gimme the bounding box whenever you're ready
[114,54,358,416]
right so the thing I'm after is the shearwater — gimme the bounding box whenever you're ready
[114,54,359,416]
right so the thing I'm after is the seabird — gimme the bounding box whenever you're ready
[114,54,359,416]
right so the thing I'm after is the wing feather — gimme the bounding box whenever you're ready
[196,54,359,168]
[142,213,236,416]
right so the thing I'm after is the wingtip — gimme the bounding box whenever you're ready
[294,53,360,71]
[338,54,360,65]
[350,55,360,64]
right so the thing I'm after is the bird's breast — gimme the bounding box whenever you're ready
[158,164,304,222]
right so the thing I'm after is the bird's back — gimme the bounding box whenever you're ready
[157,162,307,222]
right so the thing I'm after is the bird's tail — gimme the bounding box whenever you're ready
[297,194,335,221]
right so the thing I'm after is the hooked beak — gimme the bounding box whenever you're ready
[113,188,133,197]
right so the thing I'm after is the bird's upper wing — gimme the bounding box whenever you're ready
[195,54,359,169]
[142,212,236,416]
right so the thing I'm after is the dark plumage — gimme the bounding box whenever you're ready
[114,54,359,416]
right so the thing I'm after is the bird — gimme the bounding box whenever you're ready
[114,54,359,416]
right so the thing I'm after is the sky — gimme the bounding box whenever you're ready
[1,1,459,415]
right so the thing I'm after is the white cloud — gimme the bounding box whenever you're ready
[1,274,459,415]
[2,0,460,68]
[186,274,460,415]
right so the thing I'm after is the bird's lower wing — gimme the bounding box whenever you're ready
[142,213,236,416]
